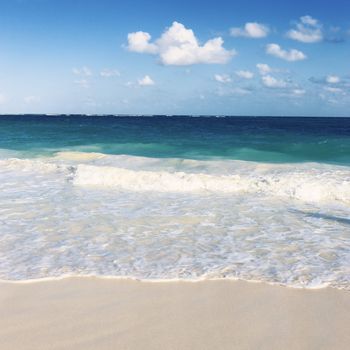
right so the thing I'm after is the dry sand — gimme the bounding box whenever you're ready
[0,277,349,350]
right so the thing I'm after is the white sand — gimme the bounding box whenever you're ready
[0,278,349,350]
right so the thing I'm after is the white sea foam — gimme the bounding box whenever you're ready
[0,152,349,289]
[73,163,350,204]
[74,165,246,192]
[2,155,350,204]
[54,151,107,161]
[0,158,66,173]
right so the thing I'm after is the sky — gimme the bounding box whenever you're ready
[0,0,349,116]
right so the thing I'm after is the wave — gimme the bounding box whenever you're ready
[73,164,350,203]
[1,152,349,288]
[1,154,350,204]
[0,158,66,173]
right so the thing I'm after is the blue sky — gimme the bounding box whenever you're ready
[0,0,349,116]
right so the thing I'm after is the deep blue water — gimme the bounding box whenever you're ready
[1,115,350,164]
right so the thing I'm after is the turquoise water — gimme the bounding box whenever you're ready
[1,115,350,164]
[0,115,349,288]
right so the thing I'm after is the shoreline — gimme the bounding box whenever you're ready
[0,274,336,290]
[1,277,349,350]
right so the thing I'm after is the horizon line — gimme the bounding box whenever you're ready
[0,114,350,118]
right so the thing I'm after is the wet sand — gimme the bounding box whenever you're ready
[1,277,349,350]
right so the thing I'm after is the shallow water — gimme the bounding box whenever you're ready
[0,116,349,289]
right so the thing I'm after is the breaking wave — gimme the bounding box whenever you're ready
[1,151,350,288]
[1,153,350,204]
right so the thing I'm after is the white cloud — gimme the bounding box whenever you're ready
[300,15,318,26]
[74,79,90,88]
[326,75,340,84]
[261,75,287,88]
[214,74,231,83]
[286,15,323,43]
[256,63,272,75]
[125,81,134,87]
[279,89,307,99]
[230,22,269,38]
[266,43,306,61]
[235,70,254,79]
[216,86,252,96]
[231,87,252,95]
[324,86,343,93]
[72,66,92,76]
[138,75,155,86]
[292,89,306,95]
[127,31,158,54]
[24,95,41,104]
[217,87,252,96]
[327,98,341,105]
[100,69,120,77]
[127,21,235,65]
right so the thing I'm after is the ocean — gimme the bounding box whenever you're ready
[0,115,349,289]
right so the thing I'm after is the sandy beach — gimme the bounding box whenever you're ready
[2,1,350,349]
[1,278,349,350]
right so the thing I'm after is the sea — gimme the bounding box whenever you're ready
[0,115,349,289]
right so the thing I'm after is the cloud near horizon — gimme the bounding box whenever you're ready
[324,86,344,94]
[0,94,6,105]
[309,75,344,86]
[256,63,272,75]
[127,21,236,65]
[138,75,155,86]
[235,70,254,79]
[74,79,90,88]
[24,96,41,104]
[214,74,232,83]
[72,66,92,76]
[100,69,120,77]
[292,89,306,96]
[326,75,340,84]
[261,75,288,88]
